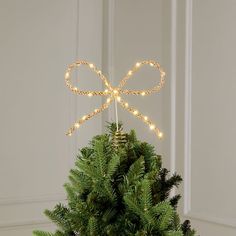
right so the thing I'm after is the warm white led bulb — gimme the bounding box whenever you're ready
[82,115,87,120]
[141,92,146,96]
[150,63,154,67]
[128,70,132,76]
[104,89,108,93]
[158,132,163,139]
[94,109,98,113]
[150,124,155,130]
[65,72,70,79]
[113,90,118,94]
[144,116,148,121]
[106,98,111,103]
[117,96,121,102]
[74,123,80,128]
[133,110,138,115]
[136,62,141,67]
[88,93,93,97]
[161,71,166,77]
[89,63,94,68]
[125,103,129,107]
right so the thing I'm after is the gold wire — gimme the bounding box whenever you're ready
[65,60,166,139]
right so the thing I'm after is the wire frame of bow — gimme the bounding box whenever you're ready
[64,60,166,139]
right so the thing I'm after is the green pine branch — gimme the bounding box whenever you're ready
[33,122,196,236]
[33,231,54,236]
[140,179,152,212]
[107,154,120,177]
[152,201,174,231]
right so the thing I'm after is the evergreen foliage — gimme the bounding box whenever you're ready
[33,123,196,236]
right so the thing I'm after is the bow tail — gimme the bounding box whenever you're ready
[118,98,163,139]
[66,97,114,136]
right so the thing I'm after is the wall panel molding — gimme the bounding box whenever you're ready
[0,220,58,234]
[0,0,104,232]
[0,215,56,230]
[183,0,236,228]
[170,0,177,177]
[183,0,192,216]
[105,0,115,123]
[0,193,66,206]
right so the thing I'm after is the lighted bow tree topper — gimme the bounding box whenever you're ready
[64,60,166,139]
[33,59,197,236]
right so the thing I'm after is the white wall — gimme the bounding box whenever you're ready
[175,0,236,235]
[1,0,236,235]
[112,0,236,235]
[0,0,103,235]
[106,0,168,162]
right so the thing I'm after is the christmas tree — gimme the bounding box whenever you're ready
[33,123,196,236]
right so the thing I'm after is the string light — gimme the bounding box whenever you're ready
[64,60,166,139]
[158,132,163,139]
[136,62,141,67]
[74,123,80,128]
[65,72,70,79]
[149,124,155,130]
[161,71,166,77]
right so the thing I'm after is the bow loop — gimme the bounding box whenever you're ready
[65,61,112,96]
[118,60,165,95]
